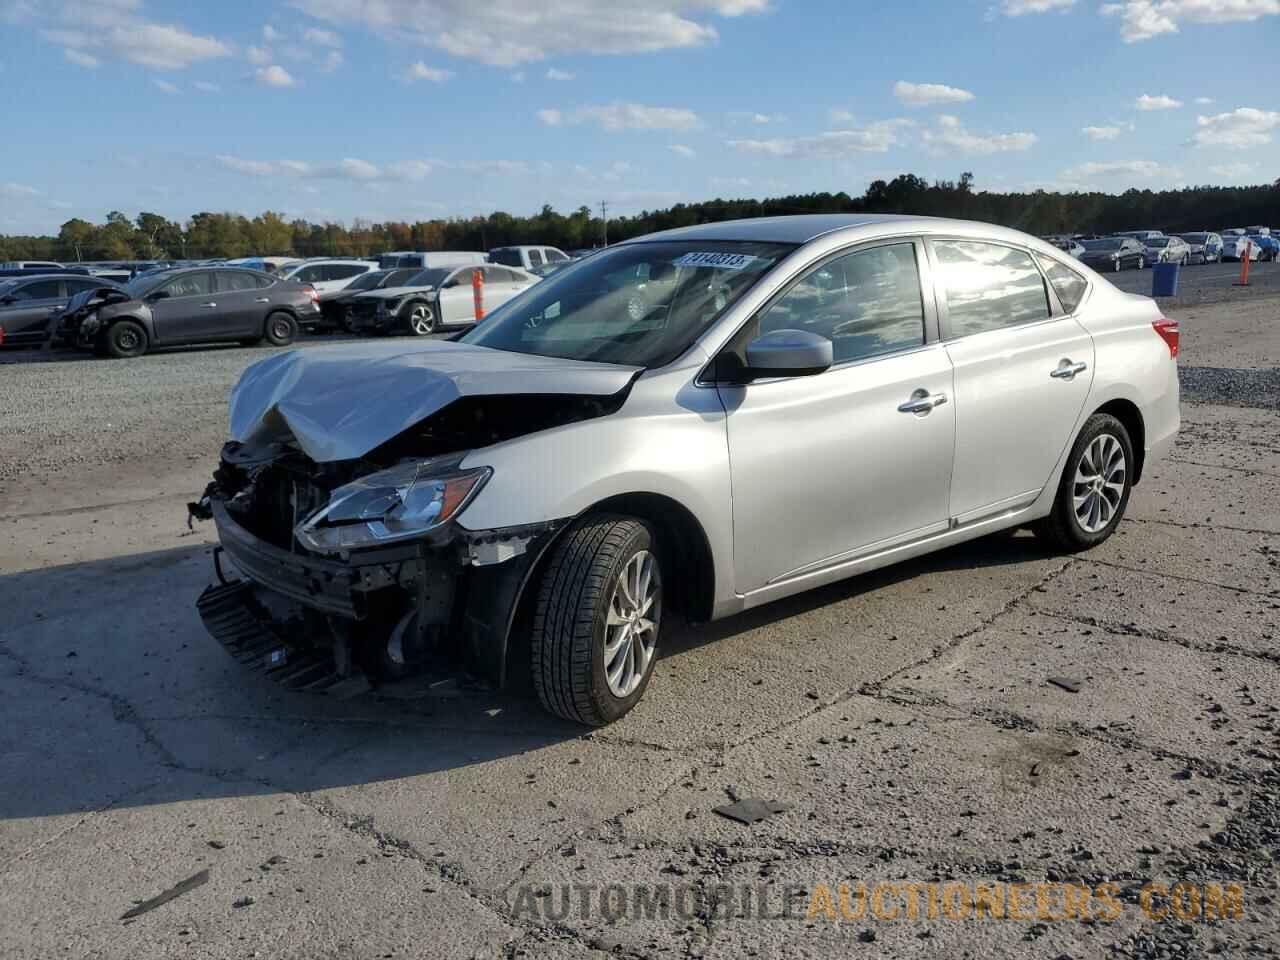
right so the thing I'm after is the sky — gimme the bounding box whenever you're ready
[1,0,1278,235]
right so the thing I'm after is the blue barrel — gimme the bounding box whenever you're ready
[1151,262,1180,297]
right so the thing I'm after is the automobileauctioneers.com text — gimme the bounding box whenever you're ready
[510,881,1244,924]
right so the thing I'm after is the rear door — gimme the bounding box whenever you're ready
[475,266,530,318]
[214,270,268,335]
[148,272,217,343]
[930,239,1094,524]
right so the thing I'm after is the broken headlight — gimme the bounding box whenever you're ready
[294,456,489,554]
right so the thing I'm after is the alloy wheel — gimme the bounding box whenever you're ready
[603,550,660,698]
[1073,433,1126,534]
[410,304,434,335]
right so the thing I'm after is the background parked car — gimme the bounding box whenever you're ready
[1175,232,1222,264]
[1245,232,1279,261]
[1221,234,1262,261]
[1078,237,1146,271]
[376,251,487,271]
[1044,236,1085,258]
[489,245,571,272]
[347,263,537,336]
[276,259,379,296]
[1142,235,1191,265]
[1115,230,1165,242]
[0,273,122,347]
[319,267,421,330]
[0,260,63,270]
[55,266,320,358]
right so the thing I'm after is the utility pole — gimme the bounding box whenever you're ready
[600,200,609,247]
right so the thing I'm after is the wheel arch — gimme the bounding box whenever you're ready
[1093,397,1146,484]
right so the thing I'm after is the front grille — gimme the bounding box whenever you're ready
[229,464,330,552]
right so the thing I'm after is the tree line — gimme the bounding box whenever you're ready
[3,174,1279,263]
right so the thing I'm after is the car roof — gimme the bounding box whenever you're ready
[625,213,1057,248]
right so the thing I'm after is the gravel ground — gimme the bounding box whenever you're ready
[1,299,1278,959]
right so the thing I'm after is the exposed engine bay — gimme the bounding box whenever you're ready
[191,388,630,696]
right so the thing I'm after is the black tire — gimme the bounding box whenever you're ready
[1034,413,1134,552]
[264,311,297,347]
[103,319,147,359]
[531,515,662,726]
[403,301,437,336]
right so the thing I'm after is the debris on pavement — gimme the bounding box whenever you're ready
[712,798,792,825]
[1047,676,1083,693]
[120,869,210,921]
[232,896,255,909]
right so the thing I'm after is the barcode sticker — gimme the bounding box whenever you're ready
[672,252,759,271]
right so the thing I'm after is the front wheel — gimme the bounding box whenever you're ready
[405,302,437,336]
[1114,258,1122,273]
[531,516,662,725]
[103,319,148,359]
[1035,413,1134,552]
[1138,256,1145,270]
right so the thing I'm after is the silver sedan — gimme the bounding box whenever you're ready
[198,215,1181,724]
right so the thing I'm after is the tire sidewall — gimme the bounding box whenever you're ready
[1055,414,1134,548]
[105,320,147,359]
[405,301,436,336]
[265,312,297,346]
[587,522,661,723]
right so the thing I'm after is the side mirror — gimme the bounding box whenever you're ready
[147,290,170,302]
[745,329,833,379]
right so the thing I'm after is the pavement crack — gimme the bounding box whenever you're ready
[1084,556,1280,598]
[1033,608,1280,664]
[1166,456,1280,480]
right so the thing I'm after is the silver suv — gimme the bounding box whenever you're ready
[195,215,1180,724]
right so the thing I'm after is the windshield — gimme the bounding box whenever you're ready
[1180,234,1207,243]
[1082,239,1121,251]
[1146,237,1170,247]
[406,268,451,288]
[346,270,388,292]
[460,240,793,367]
[126,272,171,297]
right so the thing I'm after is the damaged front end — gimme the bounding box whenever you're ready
[53,286,132,348]
[192,439,564,697]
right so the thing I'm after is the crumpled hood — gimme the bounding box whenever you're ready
[349,285,433,302]
[228,339,640,463]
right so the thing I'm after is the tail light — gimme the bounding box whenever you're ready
[304,285,319,305]
[0,326,6,346]
[1153,318,1179,359]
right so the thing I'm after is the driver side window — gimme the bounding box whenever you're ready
[159,273,211,299]
[756,243,926,364]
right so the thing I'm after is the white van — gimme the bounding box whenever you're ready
[378,251,487,270]
[489,246,571,271]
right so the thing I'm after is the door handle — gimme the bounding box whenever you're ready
[1050,360,1088,380]
[898,389,948,415]
[200,302,217,309]
[255,297,271,303]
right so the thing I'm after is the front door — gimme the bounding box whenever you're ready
[0,277,66,343]
[437,268,481,325]
[715,240,956,594]
[929,239,1095,523]
[149,271,218,342]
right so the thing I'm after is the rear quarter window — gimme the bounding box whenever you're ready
[1036,255,1089,314]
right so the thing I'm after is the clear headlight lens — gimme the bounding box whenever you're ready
[295,456,489,554]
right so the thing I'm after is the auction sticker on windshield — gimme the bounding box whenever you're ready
[673,252,761,270]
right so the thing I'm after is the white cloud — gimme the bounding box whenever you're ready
[1135,93,1182,110]
[729,120,913,158]
[893,81,975,107]
[215,154,505,183]
[923,115,1037,154]
[545,67,573,80]
[998,0,1076,13]
[510,70,526,83]
[1102,0,1280,42]
[63,47,98,67]
[1194,96,1214,105]
[1083,125,1122,140]
[1061,159,1179,180]
[1209,162,1255,178]
[1,182,40,199]
[1193,107,1280,148]
[728,111,784,124]
[668,143,696,158]
[289,0,770,67]
[405,61,452,82]
[828,108,855,125]
[193,80,219,92]
[246,44,272,65]
[255,64,296,87]
[319,49,343,71]
[304,27,342,47]
[151,77,178,94]
[537,102,701,131]
[43,17,230,71]
[263,24,280,42]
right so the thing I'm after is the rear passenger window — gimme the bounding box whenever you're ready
[1037,255,1088,313]
[756,242,926,365]
[933,240,1050,337]
[528,249,544,266]
[216,271,258,292]
[326,264,366,280]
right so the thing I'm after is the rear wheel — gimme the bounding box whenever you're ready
[1138,255,1145,269]
[405,301,437,336]
[531,516,662,725]
[1034,413,1134,552]
[264,311,297,347]
[103,320,147,359]
[1113,258,1122,273]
